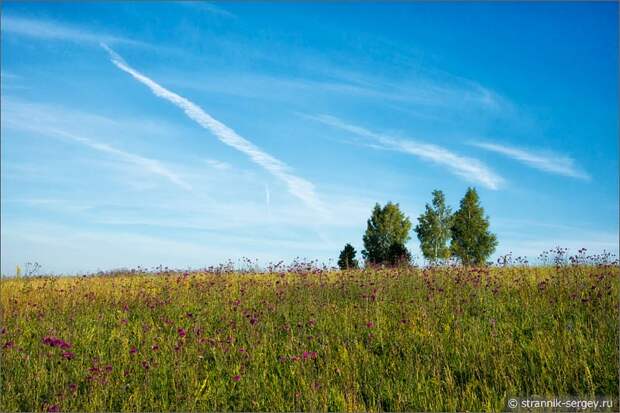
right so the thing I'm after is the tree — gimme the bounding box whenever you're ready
[338,243,359,270]
[450,188,497,266]
[362,202,412,264]
[387,242,411,266]
[415,190,453,263]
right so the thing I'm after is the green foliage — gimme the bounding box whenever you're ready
[415,190,453,263]
[1,264,618,411]
[362,202,412,264]
[386,243,411,267]
[450,188,497,265]
[337,243,359,270]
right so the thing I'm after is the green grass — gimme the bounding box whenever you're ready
[1,264,618,411]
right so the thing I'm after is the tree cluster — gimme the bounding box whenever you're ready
[337,187,497,269]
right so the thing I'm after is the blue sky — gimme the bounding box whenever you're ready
[1,2,618,274]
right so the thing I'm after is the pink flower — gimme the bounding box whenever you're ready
[366,322,375,328]
[177,328,187,337]
[129,346,138,354]
[62,351,75,360]
[232,375,241,382]
[42,336,72,349]
[151,344,159,351]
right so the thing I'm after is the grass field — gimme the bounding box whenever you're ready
[1,259,618,412]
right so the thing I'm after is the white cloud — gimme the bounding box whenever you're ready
[180,2,236,19]
[205,159,232,170]
[102,43,326,214]
[471,141,590,180]
[4,113,192,191]
[1,15,147,47]
[63,130,193,191]
[307,114,504,190]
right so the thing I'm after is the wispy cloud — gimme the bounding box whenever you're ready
[180,1,236,19]
[168,70,509,118]
[265,183,271,206]
[307,114,504,190]
[205,159,232,170]
[101,43,326,214]
[2,15,147,47]
[61,129,193,191]
[4,116,192,191]
[471,141,590,180]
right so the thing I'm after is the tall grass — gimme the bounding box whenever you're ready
[1,262,618,412]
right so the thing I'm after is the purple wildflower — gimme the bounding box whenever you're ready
[42,336,71,349]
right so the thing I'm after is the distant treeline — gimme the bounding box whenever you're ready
[338,187,497,269]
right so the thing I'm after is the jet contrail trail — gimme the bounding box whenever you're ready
[307,114,504,190]
[101,43,325,214]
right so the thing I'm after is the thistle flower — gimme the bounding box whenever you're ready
[42,336,71,349]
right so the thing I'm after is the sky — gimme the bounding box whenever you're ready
[1,2,618,274]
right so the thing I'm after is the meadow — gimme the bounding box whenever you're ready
[1,255,618,412]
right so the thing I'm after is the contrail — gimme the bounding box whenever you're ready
[101,43,325,214]
[471,141,590,181]
[307,114,504,190]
